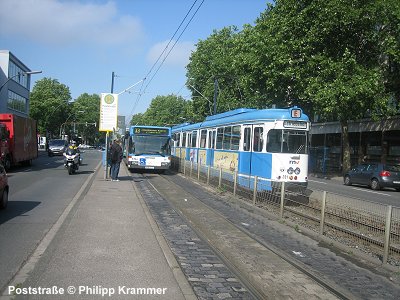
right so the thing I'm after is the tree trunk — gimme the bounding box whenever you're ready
[341,120,351,175]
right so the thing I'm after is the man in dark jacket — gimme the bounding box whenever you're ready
[109,139,123,181]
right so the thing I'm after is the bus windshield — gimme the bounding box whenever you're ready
[129,135,171,156]
[267,129,308,154]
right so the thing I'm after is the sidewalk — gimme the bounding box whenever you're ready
[5,163,195,299]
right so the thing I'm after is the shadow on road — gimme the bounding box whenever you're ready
[0,201,41,225]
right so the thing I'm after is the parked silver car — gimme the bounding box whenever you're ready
[344,163,400,191]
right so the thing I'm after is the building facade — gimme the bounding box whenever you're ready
[310,117,400,176]
[0,50,33,118]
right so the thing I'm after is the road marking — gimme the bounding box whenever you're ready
[308,179,328,184]
[351,187,391,197]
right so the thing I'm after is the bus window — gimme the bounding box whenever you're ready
[223,126,232,149]
[200,129,207,148]
[216,128,223,149]
[253,127,263,152]
[243,127,251,151]
[231,126,240,150]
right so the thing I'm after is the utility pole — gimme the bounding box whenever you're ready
[111,71,115,93]
[213,77,218,115]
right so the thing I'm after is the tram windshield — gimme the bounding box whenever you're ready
[267,129,308,154]
[129,136,171,156]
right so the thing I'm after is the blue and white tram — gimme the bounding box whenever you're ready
[171,106,310,190]
[124,126,172,171]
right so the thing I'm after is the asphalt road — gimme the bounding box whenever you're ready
[0,149,102,293]
[308,176,400,207]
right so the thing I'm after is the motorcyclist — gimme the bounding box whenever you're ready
[64,141,81,167]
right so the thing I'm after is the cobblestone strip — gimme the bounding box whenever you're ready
[149,174,341,300]
[133,174,254,300]
[168,174,400,300]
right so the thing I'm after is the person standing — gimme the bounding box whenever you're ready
[109,139,123,181]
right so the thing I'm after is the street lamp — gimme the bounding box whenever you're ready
[59,110,85,138]
[0,70,42,93]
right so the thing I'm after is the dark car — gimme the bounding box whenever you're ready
[0,164,9,209]
[344,163,400,191]
[48,139,68,156]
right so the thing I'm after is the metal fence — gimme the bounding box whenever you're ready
[172,158,400,268]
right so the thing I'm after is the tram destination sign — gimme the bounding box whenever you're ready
[134,127,169,135]
[283,120,308,129]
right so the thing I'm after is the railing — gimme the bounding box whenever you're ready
[172,157,400,268]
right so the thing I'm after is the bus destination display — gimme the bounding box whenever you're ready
[134,127,169,135]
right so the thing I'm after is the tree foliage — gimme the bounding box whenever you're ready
[71,93,100,144]
[29,77,72,136]
[130,94,190,126]
[184,0,400,172]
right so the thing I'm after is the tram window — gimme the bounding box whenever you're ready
[267,129,308,154]
[200,129,207,148]
[267,130,281,152]
[183,132,188,147]
[191,131,197,147]
[208,130,215,149]
[216,128,223,149]
[253,127,263,152]
[223,126,232,149]
[243,128,251,151]
[231,126,240,150]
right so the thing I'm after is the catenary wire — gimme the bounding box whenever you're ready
[128,0,205,119]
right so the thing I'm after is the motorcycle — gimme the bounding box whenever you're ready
[63,148,80,175]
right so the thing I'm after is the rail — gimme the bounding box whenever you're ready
[172,157,400,268]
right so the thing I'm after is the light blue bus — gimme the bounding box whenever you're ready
[124,126,172,172]
[171,106,310,190]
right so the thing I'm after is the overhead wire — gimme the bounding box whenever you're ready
[128,0,205,118]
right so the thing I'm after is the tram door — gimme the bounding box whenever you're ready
[207,129,216,166]
[241,125,253,176]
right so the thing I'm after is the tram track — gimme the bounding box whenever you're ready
[136,171,353,300]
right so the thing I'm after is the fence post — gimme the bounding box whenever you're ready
[183,158,186,175]
[219,167,222,188]
[383,205,393,265]
[253,176,258,205]
[319,191,327,236]
[207,165,210,185]
[280,181,285,218]
[233,171,237,197]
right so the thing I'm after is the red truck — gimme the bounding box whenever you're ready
[0,114,38,170]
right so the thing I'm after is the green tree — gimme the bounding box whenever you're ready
[130,95,189,126]
[71,93,100,145]
[130,113,145,125]
[244,0,400,172]
[29,78,72,137]
[186,26,244,119]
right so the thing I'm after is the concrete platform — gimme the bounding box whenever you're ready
[3,163,195,300]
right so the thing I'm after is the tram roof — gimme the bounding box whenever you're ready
[172,106,309,132]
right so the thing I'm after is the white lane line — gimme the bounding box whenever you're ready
[351,187,391,197]
[308,179,328,184]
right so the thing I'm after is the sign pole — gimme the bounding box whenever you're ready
[104,131,109,180]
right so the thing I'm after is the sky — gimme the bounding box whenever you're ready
[0,0,270,124]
